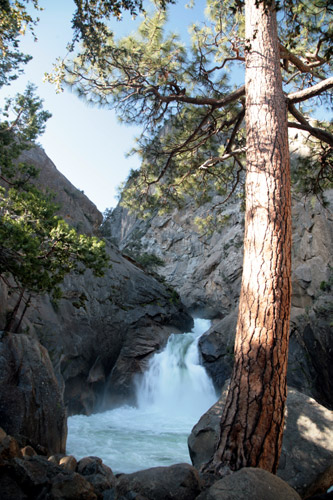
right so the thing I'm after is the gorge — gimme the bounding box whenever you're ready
[0,146,332,499]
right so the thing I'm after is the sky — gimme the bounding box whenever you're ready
[1,0,210,213]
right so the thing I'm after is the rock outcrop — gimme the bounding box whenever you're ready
[0,146,193,416]
[108,190,333,408]
[20,147,103,235]
[196,467,301,500]
[0,332,67,455]
[188,385,333,497]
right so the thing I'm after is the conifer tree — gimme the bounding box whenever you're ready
[0,5,110,333]
[15,0,333,474]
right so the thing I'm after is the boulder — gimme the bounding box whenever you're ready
[198,291,333,409]
[195,467,301,500]
[188,387,333,497]
[115,463,202,500]
[0,431,118,499]
[0,332,67,455]
[59,455,78,472]
[0,428,22,464]
[77,456,116,496]
[3,455,97,500]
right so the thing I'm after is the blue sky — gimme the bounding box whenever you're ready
[1,0,209,213]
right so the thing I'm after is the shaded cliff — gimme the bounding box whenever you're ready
[0,146,193,416]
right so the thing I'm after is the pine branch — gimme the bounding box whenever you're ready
[287,77,333,104]
[150,84,246,108]
[198,148,246,170]
[288,121,333,148]
[279,42,327,75]
[288,103,333,147]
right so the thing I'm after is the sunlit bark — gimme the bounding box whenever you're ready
[202,0,291,476]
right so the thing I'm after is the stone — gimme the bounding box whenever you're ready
[115,463,202,500]
[49,472,97,499]
[77,456,116,496]
[188,387,333,497]
[278,390,333,497]
[304,465,333,499]
[8,455,97,499]
[0,431,22,464]
[21,445,37,458]
[0,332,67,454]
[0,469,28,500]
[196,467,301,500]
[188,382,229,468]
[59,455,78,472]
[198,312,237,390]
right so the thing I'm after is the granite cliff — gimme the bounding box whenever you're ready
[107,189,333,410]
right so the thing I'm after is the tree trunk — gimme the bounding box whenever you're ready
[203,0,291,476]
[5,287,25,333]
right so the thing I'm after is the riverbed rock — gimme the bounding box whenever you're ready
[188,386,333,497]
[0,331,67,455]
[195,467,301,500]
[0,429,22,464]
[2,454,97,499]
[115,463,202,500]
[0,432,122,500]
[77,456,116,496]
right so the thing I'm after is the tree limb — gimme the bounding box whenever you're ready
[148,84,246,108]
[279,43,327,75]
[288,102,333,147]
[199,148,246,169]
[287,77,333,104]
[288,121,333,148]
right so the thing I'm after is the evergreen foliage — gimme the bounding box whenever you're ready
[53,0,332,219]
[0,4,110,332]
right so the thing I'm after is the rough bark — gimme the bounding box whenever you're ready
[202,0,292,476]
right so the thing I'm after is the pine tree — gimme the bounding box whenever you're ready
[0,5,110,333]
[35,0,333,475]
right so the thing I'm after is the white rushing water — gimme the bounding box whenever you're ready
[67,318,217,474]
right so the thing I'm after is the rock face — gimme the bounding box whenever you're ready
[0,332,67,455]
[107,195,245,318]
[108,190,333,409]
[0,146,193,416]
[188,386,333,497]
[20,147,103,235]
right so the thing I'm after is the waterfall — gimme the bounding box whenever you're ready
[136,318,216,419]
[67,318,217,473]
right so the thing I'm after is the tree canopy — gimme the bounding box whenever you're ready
[55,0,332,217]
